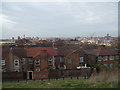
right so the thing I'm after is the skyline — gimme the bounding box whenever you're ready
[1,2,118,39]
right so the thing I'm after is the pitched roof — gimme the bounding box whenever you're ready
[57,46,83,56]
[26,47,57,58]
[2,47,57,59]
[12,47,26,58]
[85,46,118,56]
[2,47,10,60]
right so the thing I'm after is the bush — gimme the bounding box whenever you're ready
[92,64,108,72]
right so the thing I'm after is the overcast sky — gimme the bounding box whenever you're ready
[1,2,118,39]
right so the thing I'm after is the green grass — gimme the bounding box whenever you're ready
[2,79,118,88]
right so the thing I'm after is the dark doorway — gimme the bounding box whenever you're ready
[29,72,32,80]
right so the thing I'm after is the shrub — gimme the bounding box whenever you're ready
[92,64,108,72]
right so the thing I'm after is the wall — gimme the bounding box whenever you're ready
[33,70,48,80]
[2,72,25,80]
[48,68,92,78]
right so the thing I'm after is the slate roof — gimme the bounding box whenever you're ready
[85,46,118,56]
[2,47,10,60]
[57,46,84,56]
[26,47,57,58]
[2,47,58,59]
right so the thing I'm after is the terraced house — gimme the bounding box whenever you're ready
[85,45,119,68]
[1,45,119,80]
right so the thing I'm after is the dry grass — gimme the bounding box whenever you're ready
[87,68,119,84]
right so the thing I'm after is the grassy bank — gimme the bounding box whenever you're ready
[2,79,118,88]
[2,69,119,88]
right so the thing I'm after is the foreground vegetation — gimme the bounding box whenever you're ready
[2,79,118,88]
[3,76,118,88]
[2,69,119,88]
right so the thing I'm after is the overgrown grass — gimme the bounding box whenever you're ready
[87,68,118,83]
[2,69,119,88]
[2,78,118,88]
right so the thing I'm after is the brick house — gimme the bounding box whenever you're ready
[84,45,119,68]
[1,47,57,79]
[1,45,119,80]
[56,46,86,70]
[1,47,12,72]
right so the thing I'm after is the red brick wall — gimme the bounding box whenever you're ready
[33,71,48,79]
[48,70,61,77]
[2,72,24,80]
[48,68,92,78]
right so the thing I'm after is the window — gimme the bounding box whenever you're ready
[109,56,114,60]
[97,56,102,61]
[21,58,25,64]
[67,59,72,64]
[35,68,40,71]
[110,64,113,68]
[48,58,53,65]
[1,60,5,66]
[103,56,108,61]
[80,57,84,63]
[14,60,19,67]
[115,55,119,60]
[60,57,64,63]
[29,59,33,64]
[22,68,24,71]
[35,59,40,65]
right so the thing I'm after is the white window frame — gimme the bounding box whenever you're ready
[35,59,40,65]
[14,60,19,67]
[1,60,5,66]
[35,68,41,71]
[48,58,53,65]
[29,58,33,64]
[109,56,114,60]
[98,56,102,61]
[103,56,108,61]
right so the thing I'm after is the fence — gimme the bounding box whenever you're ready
[2,68,93,81]
[48,68,92,78]
[2,72,26,81]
